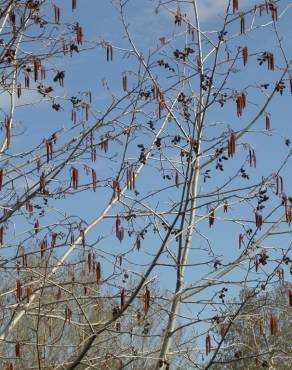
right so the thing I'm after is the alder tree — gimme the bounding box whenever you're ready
[0,0,292,369]
[211,284,292,369]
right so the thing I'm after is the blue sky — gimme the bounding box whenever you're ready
[2,0,292,365]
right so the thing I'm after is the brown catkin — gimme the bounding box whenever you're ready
[34,219,40,234]
[0,169,3,191]
[240,13,245,34]
[54,5,60,24]
[209,208,215,227]
[92,169,97,191]
[71,167,79,189]
[16,280,22,302]
[255,255,259,272]
[136,236,141,250]
[144,286,151,314]
[255,212,263,229]
[87,252,92,272]
[113,179,121,199]
[249,148,256,168]
[46,140,53,162]
[289,290,292,306]
[106,45,113,61]
[40,238,47,257]
[276,175,283,195]
[270,316,278,335]
[242,47,248,66]
[76,22,83,45]
[96,262,101,283]
[239,233,243,248]
[265,113,271,130]
[115,214,121,238]
[5,117,11,148]
[270,3,278,22]
[80,229,85,247]
[268,53,274,70]
[33,57,39,81]
[175,171,179,188]
[233,0,238,14]
[25,75,30,88]
[0,226,4,245]
[252,149,256,168]
[236,94,246,116]
[15,341,20,358]
[17,83,22,98]
[206,334,211,355]
[122,75,128,91]
[120,288,125,309]
[228,131,236,157]
[40,171,46,193]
